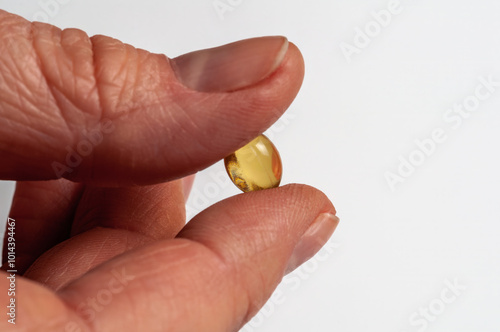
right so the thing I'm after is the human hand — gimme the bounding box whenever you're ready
[0,9,339,331]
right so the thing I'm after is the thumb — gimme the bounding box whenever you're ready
[0,10,304,185]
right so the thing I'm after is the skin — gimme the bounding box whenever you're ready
[0,9,337,332]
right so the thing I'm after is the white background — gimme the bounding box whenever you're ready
[1,0,500,331]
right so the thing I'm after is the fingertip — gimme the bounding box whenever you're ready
[252,183,336,218]
[180,183,337,258]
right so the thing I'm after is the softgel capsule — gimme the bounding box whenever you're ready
[224,135,282,192]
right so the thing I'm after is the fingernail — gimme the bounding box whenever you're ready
[171,36,289,92]
[285,213,340,274]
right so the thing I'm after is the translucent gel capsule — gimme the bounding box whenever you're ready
[224,135,282,192]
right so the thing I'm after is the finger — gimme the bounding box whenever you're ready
[0,10,305,185]
[71,181,185,238]
[24,180,186,289]
[0,272,88,331]
[39,185,337,332]
[24,227,151,291]
[3,178,185,278]
[1,179,83,274]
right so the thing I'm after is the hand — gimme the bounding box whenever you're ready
[0,9,339,332]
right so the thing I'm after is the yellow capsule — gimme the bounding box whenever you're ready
[224,135,282,193]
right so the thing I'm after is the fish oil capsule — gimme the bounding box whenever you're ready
[224,135,282,192]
